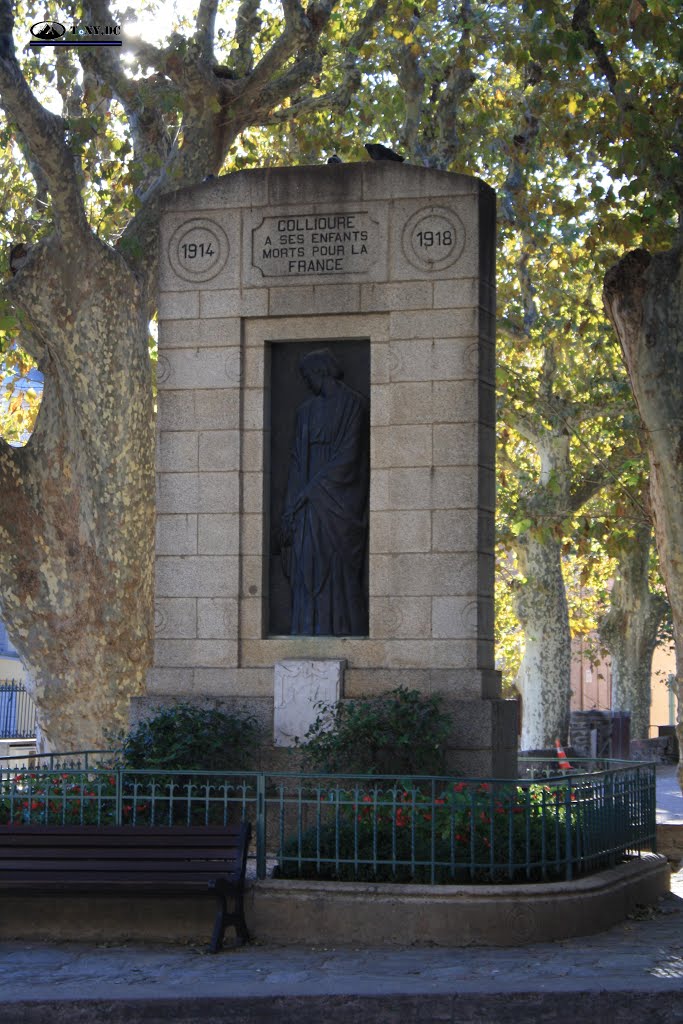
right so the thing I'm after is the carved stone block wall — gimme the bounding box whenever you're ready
[145,163,515,776]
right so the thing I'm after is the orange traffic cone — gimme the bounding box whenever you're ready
[554,738,573,771]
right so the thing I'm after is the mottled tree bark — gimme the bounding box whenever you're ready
[0,236,154,750]
[508,429,573,751]
[603,246,683,788]
[599,523,668,740]
[514,531,571,750]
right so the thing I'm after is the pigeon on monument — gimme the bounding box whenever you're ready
[364,143,404,162]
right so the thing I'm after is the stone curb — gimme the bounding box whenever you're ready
[247,855,670,945]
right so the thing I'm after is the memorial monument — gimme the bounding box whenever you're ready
[139,161,517,776]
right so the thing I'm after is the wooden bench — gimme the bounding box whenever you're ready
[0,821,251,953]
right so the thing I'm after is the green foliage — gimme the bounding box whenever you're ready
[276,780,577,883]
[120,702,261,772]
[0,770,119,826]
[296,687,453,775]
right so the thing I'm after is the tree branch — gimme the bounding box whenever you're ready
[195,0,218,62]
[0,2,88,242]
[14,131,50,218]
[396,21,424,154]
[238,33,307,104]
[501,74,541,224]
[256,0,388,123]
[501,405,546,449]
[251,50,324,120]
[517,237,539,333]
[81,1,175,178]
[571,0,617,95]
[569,440,638,512]
[231,0,262,76]
[431,2,477,169]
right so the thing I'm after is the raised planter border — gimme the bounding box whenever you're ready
[247,853,670,946]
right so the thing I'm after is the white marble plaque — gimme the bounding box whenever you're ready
[274,659,344,747]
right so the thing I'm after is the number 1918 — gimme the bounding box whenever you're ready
[416,229,453,248]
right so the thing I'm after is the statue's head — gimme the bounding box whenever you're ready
[299,348,342,394]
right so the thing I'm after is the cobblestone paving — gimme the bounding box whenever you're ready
[0,870,681,1003]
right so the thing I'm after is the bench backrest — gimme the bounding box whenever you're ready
[0,823,251,885]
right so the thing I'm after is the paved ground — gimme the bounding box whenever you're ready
[0,867,681,1022]
[657,764,683,823]
[0,765,679,1022]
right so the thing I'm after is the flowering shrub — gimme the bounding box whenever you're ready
[0,771,119,826]
[275,779,578,883]
[0,770,244,827]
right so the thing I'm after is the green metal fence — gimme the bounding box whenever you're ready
[0,755,656,883]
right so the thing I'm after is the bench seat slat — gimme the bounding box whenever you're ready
[0,845,244,860]
[4,872,240,883]
[0,827,240,839]
[0,858,239,871]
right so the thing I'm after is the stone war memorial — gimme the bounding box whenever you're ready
[141,162,518,777]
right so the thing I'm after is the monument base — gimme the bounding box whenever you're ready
[136,665,517,777]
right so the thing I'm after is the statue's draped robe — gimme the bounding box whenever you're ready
[283,382,368,635]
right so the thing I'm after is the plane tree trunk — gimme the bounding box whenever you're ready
[514,529,571,750]
[599,522,668,741]
[0,235,155,750]
[603,246,683,789]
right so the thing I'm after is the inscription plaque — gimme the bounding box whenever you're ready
[273,658,344,746]
[168,218,229,282]
[252,211,378,277]
[401,205,465,272]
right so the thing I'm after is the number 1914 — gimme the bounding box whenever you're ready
[181,241,215,259]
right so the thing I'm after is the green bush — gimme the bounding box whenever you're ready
[120,702,261,772]
[296,686,453,775]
